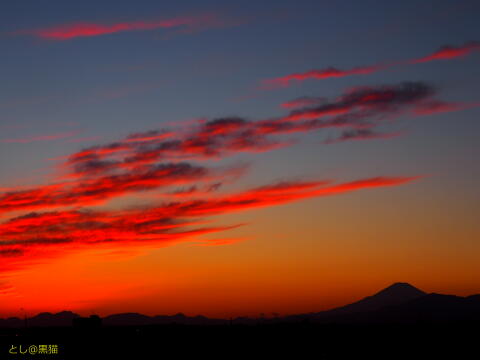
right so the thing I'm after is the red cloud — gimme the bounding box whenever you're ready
[161,176,420,217]
[262,65,385,88]
[282,82,434,122]
[261,41,480,89]
[18,14,227,40]
[412,42,480,63]
[412,100,480,116]
[280,97,327,109]
[0,163,222,214]
[0,176,419,265]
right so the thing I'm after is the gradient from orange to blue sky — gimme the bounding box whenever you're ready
[0,0,479,318]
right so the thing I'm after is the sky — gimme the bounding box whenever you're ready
[0,0,479,318]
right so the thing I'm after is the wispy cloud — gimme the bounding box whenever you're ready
[410,42,480,63]
[0,282,16,297]
[280,96,328,109]
[0,163,242,214]
[281,82,434,122]
[16,13,237,40]
[323,129,404,144]
[0,176,420,265]
[412,100,480,116]
[263,64,387,89]
[193,237,249,247]
[260,41,480,88]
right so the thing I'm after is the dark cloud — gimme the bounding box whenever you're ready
[0,248,24,257]
[285,82,434,121]
[0,163,212,213]
[323,129,403,144]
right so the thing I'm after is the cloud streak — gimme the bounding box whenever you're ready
[0,163,242,214]
[17,13,234,40]
[281,82,434,122]
[411,42,480,63]
[261,41,480,88]
[263,65,386,88]
[280,96,328,109]
[0,176,420,264]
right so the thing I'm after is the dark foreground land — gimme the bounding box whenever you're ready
[1,321,479,359]
[2,283,479,358]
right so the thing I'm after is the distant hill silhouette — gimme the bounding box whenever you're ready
[1,282,479,328]
[102,312,225,326]
[0,310,79,328]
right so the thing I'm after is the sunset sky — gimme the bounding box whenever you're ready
[1,0,479,318]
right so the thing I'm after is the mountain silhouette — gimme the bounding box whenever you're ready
[29,311,80,327]
[103,312,152,326]
[1,282,479,327]
[301,284,480,324]
[0,310,80,328]
[312,282,426,317]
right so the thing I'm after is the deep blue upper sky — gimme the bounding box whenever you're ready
[0,0,479,189]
